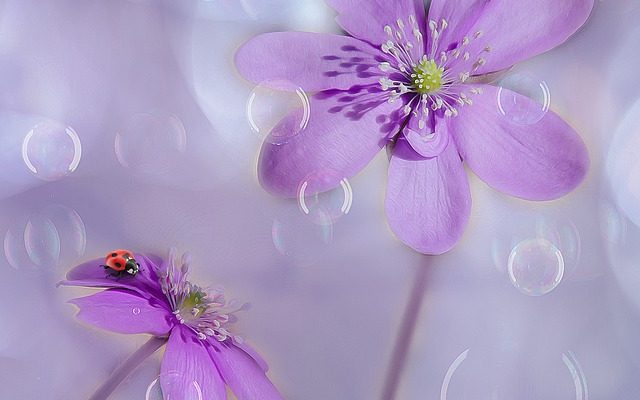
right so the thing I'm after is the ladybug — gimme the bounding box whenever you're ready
[102,249,139,277]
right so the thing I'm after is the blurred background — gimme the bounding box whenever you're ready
[0,0,639,399]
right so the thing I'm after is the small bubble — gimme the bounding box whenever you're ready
[115,113,187,175]
[297,172,353,226]
[3,205,86,271]
[441,348,588,400]
[246,80,310,145]
[508,238,564,296]
[21,121,81,181]
[132,307,141,315]
[146,373,203,400]
[24,214,60,267]
[272,208,333,266]
[497,72,550,125]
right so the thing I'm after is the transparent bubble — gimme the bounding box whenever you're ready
[534,217,581,276]
[3,227,30,271]
[3,205,86,271]
[297,173,353,226]
[600,203,628,244]
[146,373,203,400]
[508,238,564,296]
[21,121,81,181]
[115,113,187,174]
[24,214,60,267]
[497,72,550,125]
[606,98,640,227]
[272,207,333,266]
[441,348,588,400]
[246,80,310,145]
[562,351,589,400]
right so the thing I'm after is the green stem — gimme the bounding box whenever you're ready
[89,336,168,400]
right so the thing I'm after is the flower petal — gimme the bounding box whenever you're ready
[161,327,227,400]
[209,340,283,400]
[403,107,449,158]
[326,0,426,54]
[450,84,589,200]
[236,32,384,92]
[59,254,165,300]
[259,89,405,197]
[431,0,594,74]
[232,339,269,373]
[385,137,471,255]
[426,0,488,54]
[69,289,172,336]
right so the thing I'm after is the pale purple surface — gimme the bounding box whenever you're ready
[236,0,592,254]
[1,1,640,400]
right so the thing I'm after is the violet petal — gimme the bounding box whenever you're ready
[69,289,173,336]
[450,84,589,201]
[385,137,471,254]
[161,327,227,400]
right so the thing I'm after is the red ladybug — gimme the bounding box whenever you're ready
[103,249,139,277]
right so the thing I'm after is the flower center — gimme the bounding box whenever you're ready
[376,16,491,120]
[412,58,443,95]
[159,250,245,342]
[180,290,207,320]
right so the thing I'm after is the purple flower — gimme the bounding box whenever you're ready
[236,0,592,254]
[60,250,283,400]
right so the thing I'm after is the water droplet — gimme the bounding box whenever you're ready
[146,373,203,400]
[272,208,332,266]
[21,121,81,181]
[297,172,352,226]
[115,113,187,175]
[497,72,550,125]
[246,80,310,145]
[508,238,564,296]
[132,307,141,315]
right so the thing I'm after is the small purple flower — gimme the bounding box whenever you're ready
[236,0,592,254]
[60,250,283,400]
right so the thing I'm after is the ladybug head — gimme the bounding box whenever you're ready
[124,259,139,276]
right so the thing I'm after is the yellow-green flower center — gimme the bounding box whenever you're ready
[182,290,207,318]
[412,59,443,95]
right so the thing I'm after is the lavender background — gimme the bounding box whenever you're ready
[1,0,640,399]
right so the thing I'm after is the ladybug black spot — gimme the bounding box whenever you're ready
[115,262,122,268]
[111,253,118,257]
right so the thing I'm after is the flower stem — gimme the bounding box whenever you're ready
[380,261,430,400]
[89,336,168,400]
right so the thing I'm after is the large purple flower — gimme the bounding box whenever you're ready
[60,250,283,400]
[236,0,592,254]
